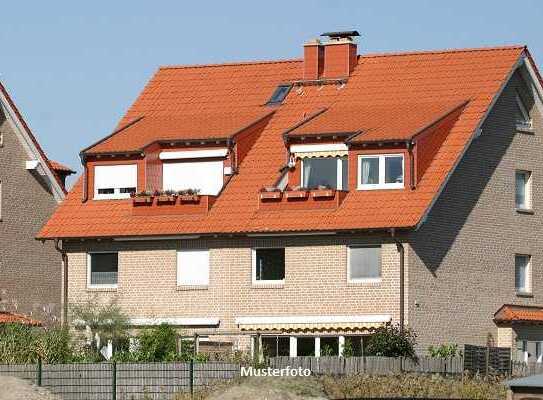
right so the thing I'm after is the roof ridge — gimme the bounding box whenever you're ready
[160,58,302,70]
[361,44,526,59]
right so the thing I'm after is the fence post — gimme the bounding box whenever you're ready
[485,346,490,376]
[36,358,42,387]
[189,358,194,398]
[112,361,117,400]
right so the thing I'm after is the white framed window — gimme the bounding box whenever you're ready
[301,157,348,190]
[515,254,531,294]
[252,248,285,284]
[516,93,533,130]
[163,161,224,195]
[177,249,210,286]
[94,164,137,200]
[515,170,532,210]
[358,154,404,190]
[347,246,381,283]
[87,252,118,288]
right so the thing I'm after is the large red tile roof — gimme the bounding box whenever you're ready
[38,45,528,238]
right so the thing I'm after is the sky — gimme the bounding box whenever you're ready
[1,1,542,187]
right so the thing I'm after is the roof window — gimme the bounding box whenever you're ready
[267,84,292,105]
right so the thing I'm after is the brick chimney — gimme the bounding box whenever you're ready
[303,31,359,80]
[303,39,324,80]
[322,31,359,78]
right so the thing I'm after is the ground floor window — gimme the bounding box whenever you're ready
[320,337,339,356]
[297,337,316,356]
[261,336,290,357]
[343,336,364,356]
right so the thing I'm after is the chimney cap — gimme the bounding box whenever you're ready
[321,30,360,39]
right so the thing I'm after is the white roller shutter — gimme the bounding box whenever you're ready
[162,161,223,195]
[94,164,137,199]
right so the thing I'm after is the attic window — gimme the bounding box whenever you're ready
[515,93,533,131]
[267,84,292,105]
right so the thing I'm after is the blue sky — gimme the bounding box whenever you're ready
[1,1,542,186]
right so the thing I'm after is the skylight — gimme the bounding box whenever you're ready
[267,84,292,105]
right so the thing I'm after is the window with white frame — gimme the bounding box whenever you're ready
[348,246,381,282]
[358,154,404,190]
[163,161,224,195]
[515,170,532,210]
[88,252,118,287]
[261,336,290,357]
[515,254,531,294]
[94,164,137,199]
[177,249,210,286]
[516,93,533,130]
[252,248,285,284]
[301,157,348,190]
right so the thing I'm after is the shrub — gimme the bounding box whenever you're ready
[428,343,462,358]
[366,324,417,360]
[342,339,355,357]
[137,323,178,362]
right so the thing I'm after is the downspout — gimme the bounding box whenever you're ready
[390,228,405,334]
[407,141,415,190]
[80,152,88,202]
[54,239,68,327]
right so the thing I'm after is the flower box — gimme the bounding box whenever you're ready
[179,194,200,203]
[132,196,153,206]
[156,195,177,205]
[260,191,282,201]
[311,189,335,199]
[285,190,309,199]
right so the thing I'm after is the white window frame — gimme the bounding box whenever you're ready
[251,248,285,285]
[516,93,533,130]
[300,157,347,190]
[515,170,532,210]
[87,252,119,289]
[357,154,404,190]
[93,164,138,200]
[347,246,382,283]
[176,249,210,286]
[515,254,532,295]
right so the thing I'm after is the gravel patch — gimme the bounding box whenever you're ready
[0,376,60,400]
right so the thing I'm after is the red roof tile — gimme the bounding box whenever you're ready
[48,160,75,174]
[38,46,528,238]
[494,304,543,324]
[0,312,42,326]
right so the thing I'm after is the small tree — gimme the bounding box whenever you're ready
[428,343,461,358]
[366,324,417,361]
[70,298,129,357]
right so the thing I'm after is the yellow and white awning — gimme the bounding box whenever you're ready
[235,315,391,332]
[290,143,348,159]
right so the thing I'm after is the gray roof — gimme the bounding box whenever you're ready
[506,374,543,388]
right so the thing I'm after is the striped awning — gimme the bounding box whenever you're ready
[295,150,348,159]
[235,315,390,332]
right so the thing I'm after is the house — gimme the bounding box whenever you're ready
[0,81,74,321]
[39,31,543,357]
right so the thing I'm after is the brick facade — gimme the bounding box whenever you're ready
[0,109,62,320]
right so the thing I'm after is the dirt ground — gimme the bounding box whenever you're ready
[201,376,328,400]
[0,376,60,400]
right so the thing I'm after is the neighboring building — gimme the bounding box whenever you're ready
[0,81,74,321]
[506,374,543,399]
[39,31,543,356]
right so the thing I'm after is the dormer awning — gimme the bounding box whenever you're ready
[290,143,348,158]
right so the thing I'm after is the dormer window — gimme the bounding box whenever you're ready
[94,164,137,200]
[267,84,292,105]
[302,157,348,190]
[358,154,404,190]
[516,93,533,131]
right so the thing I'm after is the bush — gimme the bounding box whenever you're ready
[136,323,178,362]
[366,324,417,360]
[0,323,74,363]
[428,343,462,358]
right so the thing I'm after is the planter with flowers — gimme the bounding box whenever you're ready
[259,186,282,201]
[311,185,336,199]
[285,186,309,200]
[156,190,178,205]
[178,189,201,203]
[131,191,154,206]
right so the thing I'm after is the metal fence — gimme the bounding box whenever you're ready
[463,345,511,375]
[0,360,240,400]
[269,356,464,375]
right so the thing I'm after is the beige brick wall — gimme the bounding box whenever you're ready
[0,107,62,320]
[65,234,404,344]
[408,66,543,353]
